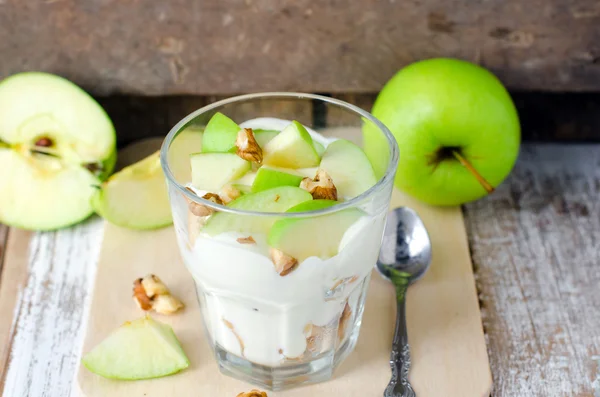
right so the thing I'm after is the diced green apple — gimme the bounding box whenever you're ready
[313,141,326,156]
[253,129,279,148]
[268,200,363,261]
[319,139,377,199]
[263,121,320,168]
[202,186,312,236]
[190,153,250,191]
[201,112,240,153]
[251,167,304,193]
[82,316,189,380]
[92,151,172,230]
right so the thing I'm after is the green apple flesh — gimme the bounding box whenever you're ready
[319,139,377,199]
[251,167,304,193]
[253,129,279,148]
[0,72,116,230]
[167,125,204,182]
[190,153,250,191]
[201,112,240,153]
[364,58,520,206]
[92,151,172,230]
[202,186,312,236]
[82,316,189,380]
[268,200,363,261]
[263,121,320,168]
[313,141,326,157]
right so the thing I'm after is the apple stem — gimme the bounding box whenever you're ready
[452,150,495,193]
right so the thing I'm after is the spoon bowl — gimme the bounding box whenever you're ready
[376,207,432,397]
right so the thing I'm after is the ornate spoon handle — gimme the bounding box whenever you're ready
[384,282,415,397]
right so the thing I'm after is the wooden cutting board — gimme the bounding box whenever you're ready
[76,187,492,396]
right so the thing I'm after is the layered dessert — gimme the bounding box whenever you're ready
[175,113,387,369]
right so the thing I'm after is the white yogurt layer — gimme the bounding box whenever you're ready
[178,117,386,366]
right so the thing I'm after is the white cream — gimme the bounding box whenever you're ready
[178,117,386,366]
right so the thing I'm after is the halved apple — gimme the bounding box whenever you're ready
[203,186,312,236]
[251,167,304,193]
[263,121,320,168]
[92,150,173,230]
[0,72,116,230]
[268,200,363,261]
[190,153,251,191]
[201,112,240,153]
[82,316,189,380]
[319,139,377,199]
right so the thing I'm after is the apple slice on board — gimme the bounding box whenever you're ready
[202,186,312,236]
[253,129,279,148]
[263,121,321,168]
[268,199,363,261]
[365,58,520,206]
[319,139,377,199]
[82,316,190,380]
[0,72,116,230]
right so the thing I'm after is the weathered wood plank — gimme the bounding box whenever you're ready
[464,145,600,396]
[0,219,104,397]
[1,0,599,95]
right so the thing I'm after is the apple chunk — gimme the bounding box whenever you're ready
[0,72,116,230]
[92,151,172,230]
[202,186,312,236]
[253,129,279,148]
[190,153,250,191]
[268,200,363,261]
[82,316,189,380]
[319,139,377,199]
[201,112,240,153]
[263,121,320,168]
[251,167,304,193]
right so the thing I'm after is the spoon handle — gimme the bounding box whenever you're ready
[384,283,415,397]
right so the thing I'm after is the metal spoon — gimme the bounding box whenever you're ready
[377,207,432,397]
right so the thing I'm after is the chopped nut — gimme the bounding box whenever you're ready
[300,169,337,200]
[132,274,184,315]
[235,128,263,163]
[337,302,352,343]
[188,193,223,216]
[237,236,256,244]
[236,390,268,397]
[220,184,241,204]
[269,248,298,276]
[153,294,185,315]
[223,318,246,357]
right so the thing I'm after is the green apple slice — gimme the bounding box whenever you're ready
[253,129,279,148]
[203,186,312,236]
[92,150,172,230]
[167,125,204,182]
[82,316,189,380]
[263,121,320,168]
[0,72,116,230]
[313,141,326,157]
[251,167,304,193]
[319,139,377,199]
[268,199,363,261]
[201,112,240,153]
[190,153,250,191]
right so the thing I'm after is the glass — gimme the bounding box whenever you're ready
[160,93,398,390]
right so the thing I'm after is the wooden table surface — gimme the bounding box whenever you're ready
[0,144,599,396]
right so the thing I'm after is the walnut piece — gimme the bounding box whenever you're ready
[132,274,184,315]
[188,192,223,217]
[219,184,241,204]
[236,390,268,397]
[269,248,298,276]
[300,169,337,200]
[237,236,256,244]
[236,128,263,163]
[337,302,352,343]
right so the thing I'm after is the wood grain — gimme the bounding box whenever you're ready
[0,220,104,397]
[464,145,600,396]
[77,189,490,396]
[1,0,599,95]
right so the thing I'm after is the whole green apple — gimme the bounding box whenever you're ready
[364,58,520,206]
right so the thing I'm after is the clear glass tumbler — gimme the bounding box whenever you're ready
[160,93,398,390]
